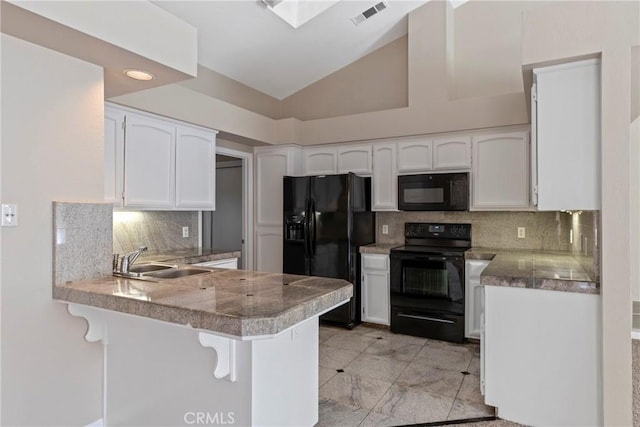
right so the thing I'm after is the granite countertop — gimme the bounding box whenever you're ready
[137,248,241,265]
[53,268,352,338]
[359,243,400,254]
[467,247,599,295]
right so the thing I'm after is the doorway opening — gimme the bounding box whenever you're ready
[202,147,253,270]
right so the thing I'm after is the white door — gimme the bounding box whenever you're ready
[361,254,390,325]
[124,113,175,209]
[256,226,283,273]
[302,147,337,175]
[337,145,372,174]
[397,138,432,173]
[465,260,489,339]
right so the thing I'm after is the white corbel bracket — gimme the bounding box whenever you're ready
[198,332,237,382]
[67,303,107,344]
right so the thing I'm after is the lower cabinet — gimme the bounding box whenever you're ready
[256,226,283,273]
[465,260,490,339]
[484,286,601,426]
[361,254,390,325]
[193,258,238,270]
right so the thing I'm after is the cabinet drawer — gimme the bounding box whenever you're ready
[363,254,388,270]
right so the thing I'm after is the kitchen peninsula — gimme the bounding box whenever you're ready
[52,200,352,426]
[54,268,352,426]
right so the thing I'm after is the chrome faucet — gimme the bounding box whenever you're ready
[119,246,148,274]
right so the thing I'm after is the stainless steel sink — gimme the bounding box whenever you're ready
[128,263,175,274]
[143,268,211,279]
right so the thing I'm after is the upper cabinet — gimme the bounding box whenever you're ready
[302,147,337,175]
[397,138,432,173]
[532,59,600,211]
[433,136,471,170]
[105,105,217,210]
[372,142,397,211]
[471,131,530,211]
[302,144,372,176]
[104,106,125,206]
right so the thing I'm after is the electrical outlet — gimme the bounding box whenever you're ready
[569,229,573,244]
[382,224,389,235]
[517,227,526,239]
[182,226,189,238]
[1,204,17,226]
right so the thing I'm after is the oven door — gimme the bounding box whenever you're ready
[390,253,465,313]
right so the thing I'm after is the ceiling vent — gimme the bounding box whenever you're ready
[351,1,388,26]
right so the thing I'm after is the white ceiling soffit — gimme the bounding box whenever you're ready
[263,0,342,28]
[153,0,430,100]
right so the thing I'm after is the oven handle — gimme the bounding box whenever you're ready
[415,256,455,262]
[397,313,456,324]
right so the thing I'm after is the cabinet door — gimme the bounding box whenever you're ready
[397,138,432,173]
[465,260,489,339]
[124,114,175,209]
[337,145,372,174]
[302,147,337,175]
[104,107,125,206]
[175,125,216,210]
[471,132,530,210]
[361,254,390,325]
[256,148,298,226]
[256,226,282,273]
[433,136,471,170]
[372,143,397,211]
[534,59,600,210]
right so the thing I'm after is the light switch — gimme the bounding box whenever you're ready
[517,227,525,239]
[1,204,17,226]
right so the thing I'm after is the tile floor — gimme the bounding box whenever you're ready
[317,324,495,427]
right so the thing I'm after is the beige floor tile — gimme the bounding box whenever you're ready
[324,332,379,353]
[447,398,495,421]
[363,339,424,362]
[320,345,361,369]
[468,355,481,375]
[372,384,455,424]
[456,374,484,404]
[396,364,464,398]
[320,372,393,410]
[425,338,478,355]
[320,326,343,343]
[344,353,410,383]
[316,398,370,427]
[412,346,473,372]
[350,324,387,336]
[320,366,338,387]
[362,329,429,346]
[358,411,409,427]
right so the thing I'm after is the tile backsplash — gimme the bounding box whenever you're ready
[113,211,199,255]
[376,210,600,280]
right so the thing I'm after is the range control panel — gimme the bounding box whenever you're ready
[404,222,472,240]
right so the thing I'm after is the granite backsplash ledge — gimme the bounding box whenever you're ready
[113,210,199,255]
[375,210,599,280]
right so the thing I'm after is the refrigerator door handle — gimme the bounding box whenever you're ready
[304,199,311,256]
[309,199,316,257]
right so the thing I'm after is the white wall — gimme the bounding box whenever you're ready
[632,116,640,301]
[1,35,103,425]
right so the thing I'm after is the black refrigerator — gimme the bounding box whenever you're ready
[283,173,375,328]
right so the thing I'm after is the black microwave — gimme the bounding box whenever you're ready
[398,173,469,211]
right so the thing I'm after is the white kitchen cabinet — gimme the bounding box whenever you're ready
[471,131,530,210]
[372,143,397,211]
[302,147,337,175]
[193,258,238,269]
[124,113,176,209]
[361,254,390,325]
[254,146,301,273]
[397,138,432,173]
[484,286,601,426]
[532,59,600,210]
[337,145,372,175]
[104,106,125,206]
[465,259,490,339]
[433,136,471,170]
[175,125,216,209]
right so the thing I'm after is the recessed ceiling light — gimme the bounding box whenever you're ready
[123,69,155,81]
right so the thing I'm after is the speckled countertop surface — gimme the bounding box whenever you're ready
[468,247,599,294]
[53,269,352,338]
[359,243,400,254]
[137,248,241,265]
